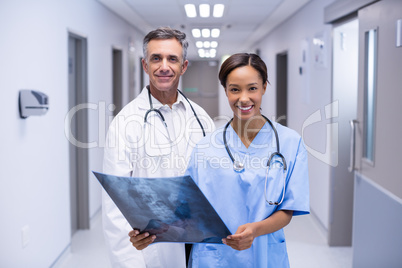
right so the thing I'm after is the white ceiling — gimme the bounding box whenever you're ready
[97,0,311,60]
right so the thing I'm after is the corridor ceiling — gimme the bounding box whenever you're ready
[97,0,311,60]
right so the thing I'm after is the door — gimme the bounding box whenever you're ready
[328,18,359,246]
[352,1,402,266]
[112,48,123,116]
[68,33,90,233]
[181,60,219,119]
[276,52,288,126]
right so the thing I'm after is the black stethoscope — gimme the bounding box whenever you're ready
[223,115,287,205]
[144,87,205,137]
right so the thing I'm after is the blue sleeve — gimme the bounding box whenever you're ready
[277,138,310,216]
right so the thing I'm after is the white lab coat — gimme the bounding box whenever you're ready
[102,87,215,268]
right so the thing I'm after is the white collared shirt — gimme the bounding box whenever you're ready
[148,92,188,176]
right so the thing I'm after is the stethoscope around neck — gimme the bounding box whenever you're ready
[223,115,287,205]
[144,87,206,137]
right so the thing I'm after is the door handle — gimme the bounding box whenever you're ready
[348,120,358,172]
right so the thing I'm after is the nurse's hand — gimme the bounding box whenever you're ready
[222,223,256,251]
[128,229,156,250]
[222,210,293,251]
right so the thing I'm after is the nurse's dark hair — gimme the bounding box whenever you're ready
[218,53,269,88]
[143,26,188,63]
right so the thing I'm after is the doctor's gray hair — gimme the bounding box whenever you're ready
[143,27,188,63]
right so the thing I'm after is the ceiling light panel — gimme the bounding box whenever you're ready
[192,28,201,38]
[213,4,225,17]
[210,49,217,57]
[211,28,220,38]
[198,48,217,58]
[184,4,197,18]
[201,28,210,38]
[199,4,210,18]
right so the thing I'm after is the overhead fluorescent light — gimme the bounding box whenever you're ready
[192,28,201,38]
[198,49,217,58]
[211,28,220,38]
[196,41,203,48]
[184,4,197,18]
[213,4,225,18]
[199,4,210,18]
[201,28,210,38]
[210,49,217,57]
[211,41,218,48]
[198,49,205,58]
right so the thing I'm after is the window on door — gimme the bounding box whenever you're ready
[363,28,378,163]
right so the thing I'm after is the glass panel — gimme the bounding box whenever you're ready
[363,29,377,162]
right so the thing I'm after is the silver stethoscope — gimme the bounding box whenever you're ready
[144,87,205,139]
[223,115,287,205]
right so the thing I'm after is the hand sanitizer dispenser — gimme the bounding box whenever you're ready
[19,90,49,119]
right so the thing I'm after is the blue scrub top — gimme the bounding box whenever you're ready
[185,121,310,268]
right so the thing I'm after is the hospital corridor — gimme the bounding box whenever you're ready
[1,0,402,267]
[57,211,353,268]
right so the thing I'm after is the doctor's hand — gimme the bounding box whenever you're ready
[128,229,156,250]
[222,223,257,251]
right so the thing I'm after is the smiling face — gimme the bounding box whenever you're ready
[225,65,267,123]
[142,38,188,95]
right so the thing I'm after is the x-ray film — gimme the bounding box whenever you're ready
[93,171,231,244]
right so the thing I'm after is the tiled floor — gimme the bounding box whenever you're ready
[58,211,352,268]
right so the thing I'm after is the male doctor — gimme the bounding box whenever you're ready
[102,27,214,267]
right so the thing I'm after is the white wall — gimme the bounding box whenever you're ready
[0,0,144,266]
[252,0,336,231]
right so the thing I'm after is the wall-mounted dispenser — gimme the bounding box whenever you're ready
[19,90,49,119]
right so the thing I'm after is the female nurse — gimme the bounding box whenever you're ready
[185,53,310,267]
